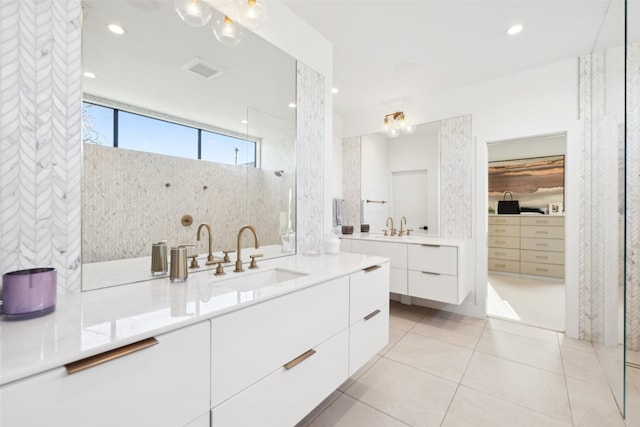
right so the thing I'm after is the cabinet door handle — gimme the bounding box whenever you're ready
[364,309,381,320]
[363,265,381,273]
[283,349,316,370]
[421,244,441,248]
[421,271,441,276]
[65,338,159,375]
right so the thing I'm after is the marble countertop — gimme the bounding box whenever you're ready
[1,252,388,386]
[340,232,471,247]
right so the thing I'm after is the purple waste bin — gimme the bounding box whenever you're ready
[2,267,56,320]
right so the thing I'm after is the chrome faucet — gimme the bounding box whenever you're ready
[234,225,260,272]
[386,217,396,236]
[197,223,216,265]
[398,216,407,236]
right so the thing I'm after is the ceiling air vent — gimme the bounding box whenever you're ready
[182,57,225,80]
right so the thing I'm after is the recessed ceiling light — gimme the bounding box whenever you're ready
[288,102,296,108]
[108,24,125,35]
[240,119,248,124]
[83,71,96,79]
[506,24,523,36]
[331,88,339,94]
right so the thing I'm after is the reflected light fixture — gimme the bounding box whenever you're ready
[236,0,269,29]
[506,24,524,35]
[212,13,244,45]
[383,112,415,138]
[288,102,296,108]
[83,71,97,79]
[107,23,125,35]
[174,0,213,27]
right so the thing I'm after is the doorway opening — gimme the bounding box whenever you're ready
[486,133,567,331]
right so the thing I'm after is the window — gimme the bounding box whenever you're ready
[118,111,197,160]
[81,101,257,167]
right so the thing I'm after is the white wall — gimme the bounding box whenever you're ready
[340,58,580,336]
[361,133,390,231]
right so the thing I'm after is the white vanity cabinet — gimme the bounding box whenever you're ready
[209,263,390,427]
[407,244,472,305]
[349,262,390,375]
[351,239,408,294]
[0,321,211,427]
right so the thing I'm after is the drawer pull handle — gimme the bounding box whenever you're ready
[495,229,505,232]
[535,256,548,259]
[421,271,441,276]
[535,268,548,272]
[421,244,441,248]
[535,243,548,247]
[495,252,506,256]
[535,231,548,234]
[495,264,506,268]
[283,349,316,370]
[535,220,548,224]
[363,265,381,273]
[65,338,159,375]
[364,309,381,320]
[496,240,506,244]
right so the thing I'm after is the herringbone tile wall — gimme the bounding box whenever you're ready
[0,0,82,294]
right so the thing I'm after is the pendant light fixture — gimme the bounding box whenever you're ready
[383,112,415,138]
[236,0,269,29]
[174,0,213,27]
[212,13,244,46]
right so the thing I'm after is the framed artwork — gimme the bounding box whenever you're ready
[549,202,563,215]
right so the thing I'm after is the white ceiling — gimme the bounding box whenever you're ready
[281,0,627,118]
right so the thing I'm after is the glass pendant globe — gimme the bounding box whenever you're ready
[175,0,213,27]
[236,0,269,30]
[212,14,244,46]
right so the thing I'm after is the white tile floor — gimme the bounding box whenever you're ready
[297,301,629,427]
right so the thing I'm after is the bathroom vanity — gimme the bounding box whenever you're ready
[341,233,473,305]
[0,253,389,427]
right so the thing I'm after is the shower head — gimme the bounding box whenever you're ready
[274,170,284,177]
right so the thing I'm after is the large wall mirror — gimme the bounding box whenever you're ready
[81,0,297,290]
[345,120,441,236]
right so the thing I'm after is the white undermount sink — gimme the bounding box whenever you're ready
[214,267,308,292]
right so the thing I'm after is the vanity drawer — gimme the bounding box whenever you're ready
[488,258,520,273]
[489,216,521,225]
[488,236,520,249]
[210,276,349,407]
[1,322,210,427]
[520,216,564,226]
[390,266,408,294]
[350,262,390,325]
[488,224,520,237]
[521,262,564,278]
[488,247,520,261]
[407,270,459,304]
[407,244,457,276]
[351,239,407,269]
[521,237,564,252]
[349,303,389,375]
[521,225,564,239]
[521,250,565,265]
[210,328,349,427]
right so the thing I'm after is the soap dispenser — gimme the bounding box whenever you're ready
[170,245,193,283]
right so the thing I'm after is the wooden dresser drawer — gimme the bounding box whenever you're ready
[521,238,564,252]
[521,225,564,239]
[488,258,520,273]
[520,262,564,278]
[521,250,565,265]
[488,224,520,237]
[488,247,520,261]
[489,216,521,225]
[520,216,565,226]
[488,236,520,249]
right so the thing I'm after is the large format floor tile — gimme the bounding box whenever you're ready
[441,385,572,427]
[389,302,426,331]
[307,393,409,427]
[476,329,563,373]
[344,357,457,427]
[565,376,626,427]
[486,317,559,344]
[378,326,406,355]
[461,352,571,423]
[385,332,473,382]
[410,316,484,350]
[561,345,608,385]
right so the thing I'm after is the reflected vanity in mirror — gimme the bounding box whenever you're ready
[344,120,441,236]
[81,0,297,290]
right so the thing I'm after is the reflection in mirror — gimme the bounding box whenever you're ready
[360,121,440,235]
[81,0,296,290]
